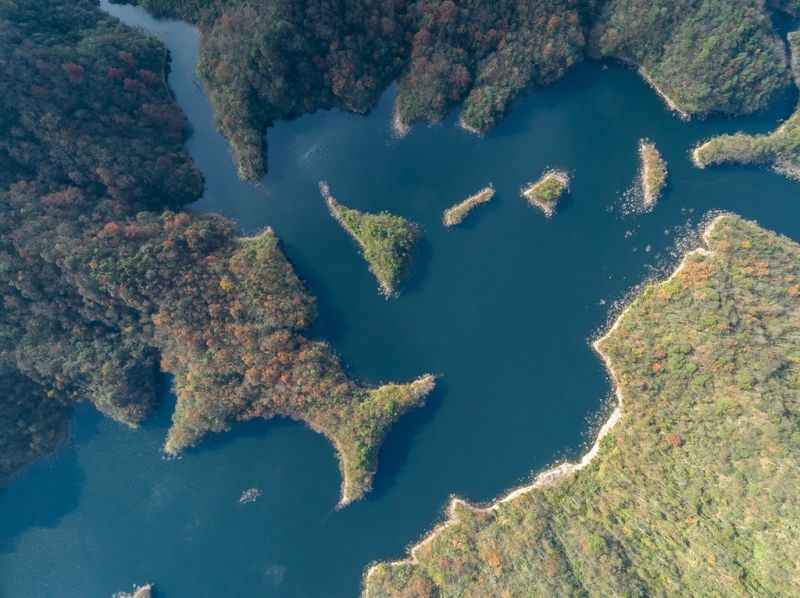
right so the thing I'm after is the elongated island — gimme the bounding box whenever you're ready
[365,214,800,596]
[638,139,667,209]
[443,186,495,227]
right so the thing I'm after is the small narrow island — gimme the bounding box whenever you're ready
[520,170,569,217]
[638,139,667,209]
[113,583,153,598]
[443,185,495,227]
[320,181,420,297]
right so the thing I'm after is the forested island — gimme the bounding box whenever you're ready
[365,214,800,596]
[693,29,800,180]
[0,0,435,506]
[638,139,667,209]
[321,182,421,297]
[120,0,794,180]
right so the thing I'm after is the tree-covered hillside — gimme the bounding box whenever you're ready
[365,215,800,596]
[589,1,788,116]
[126,0,791,180]
[0,0,434,504]
[693,29,800,181]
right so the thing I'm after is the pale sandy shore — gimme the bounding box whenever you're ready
[457,115,482,136]
[112,583,153,598]
[391,100,410,138]
[691,143,707,168]
[364,214,728,586]
[236,227,274,243]
[638,67,690,120]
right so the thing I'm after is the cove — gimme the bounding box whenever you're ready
[2,3,800,597]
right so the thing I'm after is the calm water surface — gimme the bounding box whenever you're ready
[2,4,800,596]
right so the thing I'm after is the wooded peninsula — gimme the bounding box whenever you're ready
[0,0,434,506]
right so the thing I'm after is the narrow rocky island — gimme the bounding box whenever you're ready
[638,139,667,209]
[365,214,800,596]
[692,29,800,180]
[521,170,569,217]
[443,186,494,227]
[321,181,421,297]
[113,583,153,598]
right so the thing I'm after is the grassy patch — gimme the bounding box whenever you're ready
[443,185,494,227]
[521,170,569,217]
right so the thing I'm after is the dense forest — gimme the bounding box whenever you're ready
[0,0,434,504]
[365,215,800,596]
[693,29,800,180]
[322,182,421,297]
[125,0,792,180]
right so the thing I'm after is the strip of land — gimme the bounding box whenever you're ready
[692,29,800,180]
[443,186,494,227]
[638,139,667,209]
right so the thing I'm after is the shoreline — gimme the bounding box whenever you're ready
[364,213,729,588]
[637,67,691,120]
[691,143,707,168]
[235,227,275,243]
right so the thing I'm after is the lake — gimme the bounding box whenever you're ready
[2,3,800,596]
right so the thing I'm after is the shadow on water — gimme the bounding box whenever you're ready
[401,234,433,297]
[369,379,448,501]
[283,238,348,345]
[182,416,301,457]
[0,406,100,554]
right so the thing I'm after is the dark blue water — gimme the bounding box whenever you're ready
[2,4,800,596]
